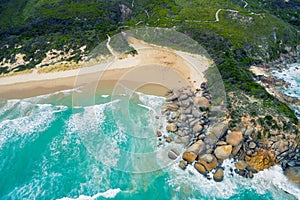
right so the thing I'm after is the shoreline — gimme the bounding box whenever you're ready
[250,64,300,118]
[0,36,299,193]
[0,37,210,99]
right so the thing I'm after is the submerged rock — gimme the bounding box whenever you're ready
[168,149,179,160]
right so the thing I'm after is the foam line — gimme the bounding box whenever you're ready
[58,188,121,200]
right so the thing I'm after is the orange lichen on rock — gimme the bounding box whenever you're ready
[246,149,276,171]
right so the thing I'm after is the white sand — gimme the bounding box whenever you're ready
[0,37,212,98]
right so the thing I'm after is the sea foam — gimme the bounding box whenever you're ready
[167,159,300,199]
[271,63,300,118]
[272,63,300,99]
[0,101,63,149]
[58,188,121,200]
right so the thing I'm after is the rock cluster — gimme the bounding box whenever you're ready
[272,141,300,169]
[272,142,300,185]
[157,84,300,183]
[159,84,233,181]
[160,85,210,148]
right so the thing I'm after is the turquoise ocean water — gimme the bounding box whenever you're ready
[0,87,299,200]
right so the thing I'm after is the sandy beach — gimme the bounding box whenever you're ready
[0,37,211,99]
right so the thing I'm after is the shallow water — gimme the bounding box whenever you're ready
[0,88,299,200]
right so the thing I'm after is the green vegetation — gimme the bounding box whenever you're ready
[1,0,298,69]
[0,0,123,72]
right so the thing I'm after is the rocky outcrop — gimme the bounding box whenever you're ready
[231,143,242,156]
[175,136,189,146]
[234,160,248,170]
[168,149,179,160]
[182,151,198,163]
[156,130,162,137]
[193,96,210,109]
[246,149,276,171]
[248,141,256,149]
[206,122,228,145]
[182,140,206,163]
[214,145,232,160]
[166,123,177,132]
[187,140,206,156]
[179,160,188,169]
[226,130,243,146]
[160,85,299,183]
[193,123,203,133]
[213,168,224,182]
[194,163,207,174]
[197,154,218,171]
[166,136,174,143]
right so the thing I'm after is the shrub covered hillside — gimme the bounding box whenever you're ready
[0,0,299,139]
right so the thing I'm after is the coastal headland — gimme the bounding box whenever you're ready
[0,36,299,187]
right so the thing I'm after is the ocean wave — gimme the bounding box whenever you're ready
[254,165,300,199]
[65,91,171,172]
[69,99,127,144]
[136,91,165,112]
[0,99,20,116]
[107,91,164,140]
[167,159,300,199]
[272,63,300,99]
[65,100,127,168]
[0,101,64,149]
[57,188,121,200]
[271,63,300,118]
[23,87,82,102]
